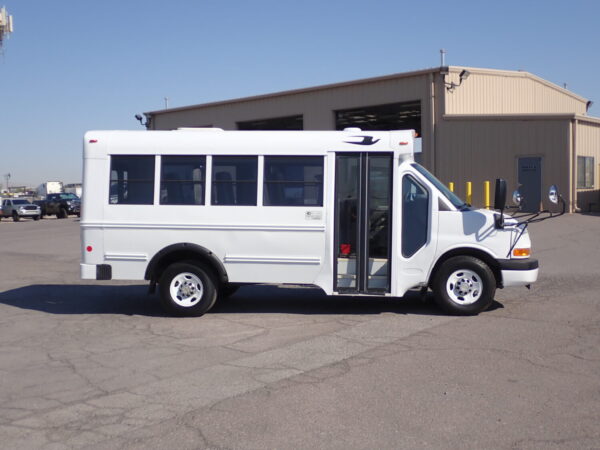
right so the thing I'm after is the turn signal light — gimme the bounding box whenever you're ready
[512,248,530,257]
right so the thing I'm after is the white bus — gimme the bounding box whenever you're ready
[80,128,541,317]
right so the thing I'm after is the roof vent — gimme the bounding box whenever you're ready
[343,127,362,132]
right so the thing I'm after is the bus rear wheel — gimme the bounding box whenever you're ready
[159,262,217,317]
[432,256,496,315]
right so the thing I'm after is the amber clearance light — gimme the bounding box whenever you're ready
[512,248,531,257]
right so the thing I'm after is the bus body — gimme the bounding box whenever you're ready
[80,129,538,316]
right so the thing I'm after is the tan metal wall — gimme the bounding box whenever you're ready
[444,68,587,116]
[152,74,432,131]
[436,117,571,211]
[575,120,600,211]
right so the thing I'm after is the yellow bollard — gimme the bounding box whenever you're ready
[466,181,472,206]
[484,181,490,209]
[448,182,454,192]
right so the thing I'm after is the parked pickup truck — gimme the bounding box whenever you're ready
[35,193,81,218]
[1,198,42,221]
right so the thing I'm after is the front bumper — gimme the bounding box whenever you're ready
[498,258,539,287]
[18,209,41,217]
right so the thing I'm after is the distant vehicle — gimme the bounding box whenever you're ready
[1,198,41,221]
[64,183,83,198]
[36,181,64,198]
[35,193,80,218]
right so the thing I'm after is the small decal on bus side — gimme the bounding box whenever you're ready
[305,211,322,220]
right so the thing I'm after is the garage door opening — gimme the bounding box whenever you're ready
[335,101,421,136]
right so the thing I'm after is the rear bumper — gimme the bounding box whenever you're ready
[80,263,112,280]
[498,258,539,287]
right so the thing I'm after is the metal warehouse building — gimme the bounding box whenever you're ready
[144,66,600,213]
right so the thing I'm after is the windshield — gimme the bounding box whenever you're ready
[13,199,30,205]
[411,163,468,210]
[58,193,79,200]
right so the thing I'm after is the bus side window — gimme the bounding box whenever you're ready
[160,156,206,205]
[211,156,258,206]
[109,156,155,205]
[263,156,324,206]
[401,175,429,257]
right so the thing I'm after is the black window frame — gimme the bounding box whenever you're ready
[109,155,155,205]
[263,156,324,207]
[211,155,258,206]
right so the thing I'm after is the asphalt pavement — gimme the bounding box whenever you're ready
[0,214,599,449]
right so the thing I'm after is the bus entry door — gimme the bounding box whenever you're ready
[334,153,393,294]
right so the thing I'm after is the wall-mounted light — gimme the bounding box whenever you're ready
[444,69,471,92]
[586,100,593,113]
[134,114,151,129]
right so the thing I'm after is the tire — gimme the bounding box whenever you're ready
[12,212,20,222]
[159,262,217,317]
[33,215,40,221]
[57,208,68,219]
[432,256,496,316]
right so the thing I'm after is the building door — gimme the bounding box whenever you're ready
[518,157,542,213]
[334,152,393,294]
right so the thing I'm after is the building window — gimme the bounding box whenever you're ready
[211,156,258,205]
[109,156,155,205]
[335,101,422,136]
[577,156,595,189]
[263,156,324,206]
[237,115,303,130]
[160,156,206,205]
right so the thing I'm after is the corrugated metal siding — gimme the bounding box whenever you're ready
[152,75,432,132]
[436,118,571,210]
[444,71,587,115]
[575,120,600,211]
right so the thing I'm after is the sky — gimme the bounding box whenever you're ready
[1,0,600,187]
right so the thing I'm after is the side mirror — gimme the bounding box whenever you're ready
[494,178,507,211]
[512,190,522,206]
[548,185,559,204]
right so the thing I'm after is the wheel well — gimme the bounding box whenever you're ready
[145,243,228,285]
[429,248,502,288]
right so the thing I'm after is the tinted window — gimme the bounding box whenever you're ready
[211,156,257,205]
[402,175,429,257]
[160,156,206,205]
[263,156,324,206]
[110,156,155,205]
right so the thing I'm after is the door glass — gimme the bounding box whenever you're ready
[336,155,360,289]
[367,155,392,290]
[402,175,429,257]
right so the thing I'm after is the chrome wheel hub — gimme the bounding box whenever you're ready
[170,272,204,307]
[446,269,482,305]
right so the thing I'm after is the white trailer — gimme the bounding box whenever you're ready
[64,183,82,198]
[80,129,544,317]
[37,181,63,198]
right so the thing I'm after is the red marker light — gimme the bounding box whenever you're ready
[86,246,93,252]
[399,141,409,145]
[89,139,98,143]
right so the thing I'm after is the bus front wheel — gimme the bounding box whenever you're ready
[159,262,217,317]
[432,256,496,315]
